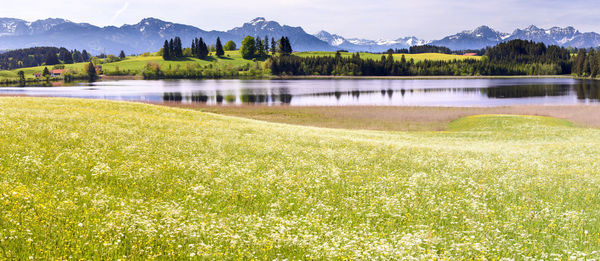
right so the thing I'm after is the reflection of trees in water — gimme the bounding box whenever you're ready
[379,89,395,98]
[482,84,571,98]
[163,88,294,104]
[163,92,183,102]
[191,92,209,103]
[162,82,600,104]
[574,81,600,101]
[483,82,600,101]
[239,87,293,104]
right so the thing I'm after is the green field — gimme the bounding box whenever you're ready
[1,98,599,259]
[0,51,480,81]
[100,51,262,74]
[0,51,260,80]
[1,62,90,81]
[296,51,482,62]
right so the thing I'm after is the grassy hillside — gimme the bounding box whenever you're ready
[0,51,480,81]
[100,51,260,74]
[296,51,482,62]
[0,51,259,80]
[1,98,599,259]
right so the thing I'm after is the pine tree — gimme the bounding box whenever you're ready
[81,50,90,62]
[17,71,25,85]
[264,36,269,55]
[59,48,73,64]
[256,36,264,57]
[169,39,174,58]
[200,38,209,59]
[278,37,292,55]
[45,52,59,65]
[175,37,183,58]
[191,40,196,56]
[216,37,224,56]
[42,67,50,77]
[72,50,82,63]
[86,61,97,81]
[119,50,126,59]
[163,40,170,60]
[271,37,276,55]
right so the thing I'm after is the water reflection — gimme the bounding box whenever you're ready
[2,78,600,106]
[483,84,572,98]
[575,81,600,101]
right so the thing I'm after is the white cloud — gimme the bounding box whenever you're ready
[111,2,130,24]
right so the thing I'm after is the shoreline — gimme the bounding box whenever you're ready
[272,75,577,80]
[2,95,599,131]
[160,103,600,131]
[1,74,592,85]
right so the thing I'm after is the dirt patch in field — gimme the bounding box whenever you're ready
[160,104,600,131]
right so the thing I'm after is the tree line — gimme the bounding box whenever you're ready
[161,37,238,60]
[161,35,293,61]
[267,40,573,76]
[0,47,130,70]
[0,47,93,70]
[240,36,292,59]
[572,48,600,77]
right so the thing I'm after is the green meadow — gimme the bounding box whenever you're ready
[0,51,480,81]
[0,51,260,80]
[100,51,260,74]
[295,51,482,62]
[1,98,599,259]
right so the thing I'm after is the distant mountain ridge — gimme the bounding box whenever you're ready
[429,25,600,50]
[314,30,428,52]
[1,17,600,54]
[0,17,334,54]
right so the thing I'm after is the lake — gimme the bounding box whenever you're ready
[1,78,600,106]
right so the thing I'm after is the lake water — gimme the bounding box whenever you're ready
[1,78,600,106]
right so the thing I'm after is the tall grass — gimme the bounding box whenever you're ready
[0,98,599,259]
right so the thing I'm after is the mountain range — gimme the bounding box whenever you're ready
[1,17,600,54]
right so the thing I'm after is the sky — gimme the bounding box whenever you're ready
[1,0,600,40]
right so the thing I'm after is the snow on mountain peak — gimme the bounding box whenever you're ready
[250,17,266,25]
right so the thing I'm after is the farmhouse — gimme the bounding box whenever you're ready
[463,53,478,56]
[50,69,65,77]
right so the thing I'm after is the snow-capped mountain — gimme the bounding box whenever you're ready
[0,17,235,54]
[431,25,600,50]
[2,17,600,54]
[430,26,509,50]
[0,17,332,54]
[314,31,348,47]
[314,30,428,52]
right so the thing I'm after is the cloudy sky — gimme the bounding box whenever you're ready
[1,0,599,40]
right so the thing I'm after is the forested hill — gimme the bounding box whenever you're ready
[0,47,91,70]
[268,40,573,77]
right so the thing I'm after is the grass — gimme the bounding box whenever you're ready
[1,97,600,259]
[100,51,261,74]
[296,51,482,62]
[177,104,600,131]
[0,51,259,81]
[0,62,90,82]
[0,51,480,81]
